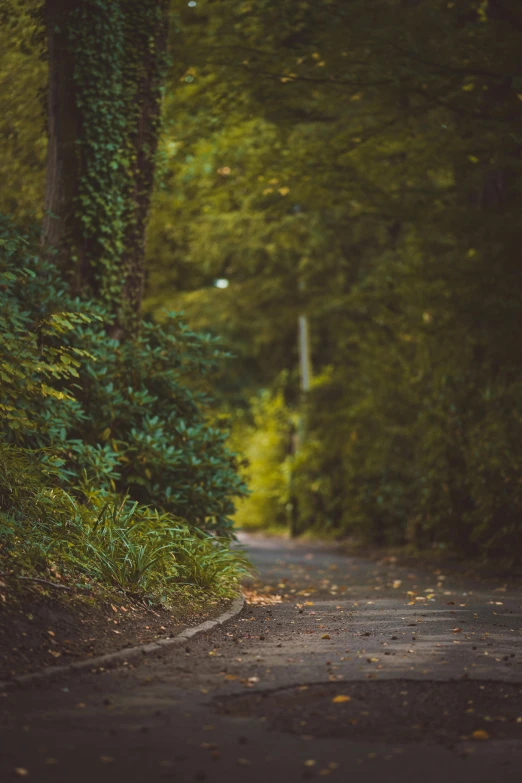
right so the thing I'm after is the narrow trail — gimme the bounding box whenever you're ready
[1,535,522,782]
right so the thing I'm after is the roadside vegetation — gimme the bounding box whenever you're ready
[0,0,249,611]
[2,0,522,595]
[0,219,249,606]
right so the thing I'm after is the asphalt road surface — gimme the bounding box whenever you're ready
[1,534,522,782]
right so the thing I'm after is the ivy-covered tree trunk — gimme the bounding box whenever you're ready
[43,0,168,329]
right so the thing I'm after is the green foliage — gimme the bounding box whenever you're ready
[3,0,522,563]
[0,218,94,443]
[0,219,247,535]
[0,0,46,223]
[293,237,522,559]
[0,444,249,600]
[232,390,294,531]
[143,0,522,562]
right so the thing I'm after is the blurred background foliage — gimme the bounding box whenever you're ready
[2,0,522,563]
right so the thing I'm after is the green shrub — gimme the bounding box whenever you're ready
[0,217,247,536]
[0,222,93,446]
[290,246,522,563]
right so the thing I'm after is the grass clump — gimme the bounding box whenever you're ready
[0,445,249,603]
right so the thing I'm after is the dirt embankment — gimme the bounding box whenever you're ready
[0,577,227,680]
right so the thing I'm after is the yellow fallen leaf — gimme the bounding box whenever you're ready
[304,760,317,767]
[471,729,490,741]
[321,633,331,639]
[14,770,29,778]
[332,695,351,703]
[453,628,463,633]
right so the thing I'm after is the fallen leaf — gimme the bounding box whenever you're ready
[321,634,331,640]
[304,760,317,767]
[99,756,114,763]
[332,695,351,703]
[471,730,490,741]
[453,628,463,633]
[14,769,29,778]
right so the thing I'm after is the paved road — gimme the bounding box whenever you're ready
[1,534,522,782]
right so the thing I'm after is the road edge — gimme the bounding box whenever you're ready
[0,593,245,692]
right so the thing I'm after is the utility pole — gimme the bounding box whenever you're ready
[289,310,312,537]
[298,314,312,395]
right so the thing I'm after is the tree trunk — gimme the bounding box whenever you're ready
[43,0,169,330]
[43,0,83,278]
